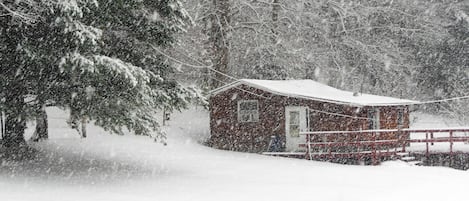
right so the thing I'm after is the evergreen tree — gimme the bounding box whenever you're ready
[0,0,195,152]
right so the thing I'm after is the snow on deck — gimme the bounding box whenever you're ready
[409,112,469,153]
[214,79,418,106]
[0,108,468,201]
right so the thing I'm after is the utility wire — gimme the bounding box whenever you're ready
[308,108,370,120]
[414,95,469,105]
[151,44,211,69]
[150,44,238,81]
[151,43,469,121]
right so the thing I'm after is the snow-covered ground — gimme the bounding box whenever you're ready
[1,107,468,201]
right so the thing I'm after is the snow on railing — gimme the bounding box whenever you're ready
[300,128,469,165]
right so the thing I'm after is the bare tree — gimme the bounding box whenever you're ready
[177,0,463,105]
[209,0,231,89]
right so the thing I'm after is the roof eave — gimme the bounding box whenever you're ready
[209,79,420,106]
[363,102,420,107]
[208,80,242,96]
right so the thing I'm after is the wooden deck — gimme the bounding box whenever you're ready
[262,128,469,165]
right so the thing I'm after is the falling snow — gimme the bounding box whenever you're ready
[1,0,468,201]
[0,107,468,201]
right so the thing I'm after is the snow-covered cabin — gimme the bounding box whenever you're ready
[209,79,419,153]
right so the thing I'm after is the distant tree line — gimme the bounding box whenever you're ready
[175,0,468,123]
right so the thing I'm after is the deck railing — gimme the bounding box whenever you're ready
[299,128,469,165]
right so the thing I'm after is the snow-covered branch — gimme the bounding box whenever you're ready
[0,1,38,23]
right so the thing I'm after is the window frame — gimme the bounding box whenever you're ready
[397,108,404,128]
[237,100,259,123]
[368,108,380,130]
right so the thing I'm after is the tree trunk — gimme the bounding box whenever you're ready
[1,8,27,150]
[2,82,27,148]
[1,111,4,139]
[69,102,87,138]
[271,0,280,44]
[30,104,48,142]
[81,116,87,138]
[210,0,231,89]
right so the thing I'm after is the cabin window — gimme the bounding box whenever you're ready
[368,108,380,130]
[238,100,259,122]
[397,108,404,127]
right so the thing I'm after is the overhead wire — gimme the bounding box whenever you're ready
[308,108,370,120]
[150,44,210,69]
[150,44,238,81]
[152,43,469,122]
[413,95,469,105]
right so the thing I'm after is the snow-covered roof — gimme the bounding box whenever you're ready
[211,79,419,106]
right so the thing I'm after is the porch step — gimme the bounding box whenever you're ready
[399,155,423,165]
[396,152,409,156]
[262,152,305,156]
[400,156,415,161]
[406,160,423,166]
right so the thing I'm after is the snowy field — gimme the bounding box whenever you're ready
[1,107,469,201]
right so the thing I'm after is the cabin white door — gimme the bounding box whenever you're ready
[285,106,308,152]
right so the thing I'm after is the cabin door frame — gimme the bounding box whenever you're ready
[285,106,308,152]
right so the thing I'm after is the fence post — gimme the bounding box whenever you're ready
[425,132,429,158]
[306,133,312,160]
[372,131,378,165]
[327,133,331,160]
[430,132,434,145]
[449,131,453,165]
[355,131,360,161]
[400,129,407,153]
[449,131,453,153]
